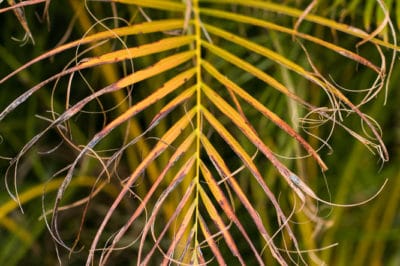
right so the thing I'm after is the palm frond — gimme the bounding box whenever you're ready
[0,0,397,265]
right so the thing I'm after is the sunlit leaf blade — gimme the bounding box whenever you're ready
[100,68,196,136]
[199,160,268,265]
[200,135,288,264]
[113,0,185,11]
[204,23,319,79]
[203,23,386,113]
[0,19,185,83]
[86,108,196,264]
[140,156,196,265]
[201,29,388,161]
[198,214,226,265]
[0,44,194,122]
[116,51,195,88]
[160,204,195,265]
[3,53,196,202]
[200,8,381,73]
[202,60,327,171]
[99,133,196,264]
[198,184,246,265]
[140,181,196,265]
[201,0,397,48]
[200,109,301,251]
[201,83,309,200]
[149,86,197,128]
[201,41,294,99]
[78,35,195,68]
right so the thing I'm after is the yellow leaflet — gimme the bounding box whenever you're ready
[88,108,197,258]
[162,203,196,264]
[201,8,380,73]
[141,156,196,248]
[76,20,185,44]
[202,33,355,119]
[201,41,290,96]
[202,83,307,201]
[116,50,195,88]
[198,215,226,265]
[105,68,196,133]
[0,19,185,84]
[201,110,257,182]
[199,159,264,264]
[79,35,195,68]
[113,0,185,11]
[200,133,285,260]
[201,0,397,49]
[204,24,315,82]
[150,85,196,127]
[202,61,327,170]
[109,134,196,251]
[61,19,185,50]
[197,184,243,261]
[200,161,235,221]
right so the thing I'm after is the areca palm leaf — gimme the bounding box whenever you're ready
[0,0,396,265]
